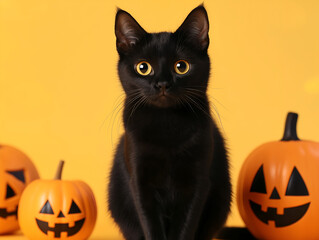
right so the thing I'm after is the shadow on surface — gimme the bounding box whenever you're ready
[216,227,256,240]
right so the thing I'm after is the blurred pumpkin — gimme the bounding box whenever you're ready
[18,160,97,240]
[0,145,39,234]
[237,112,319,239]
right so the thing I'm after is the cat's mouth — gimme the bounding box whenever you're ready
[159,91,168,98]
[148,92,176,107]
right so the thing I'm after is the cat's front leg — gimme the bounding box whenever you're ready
[168,181,210,240]
[130,177,167,240]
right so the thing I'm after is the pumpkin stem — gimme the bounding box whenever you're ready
[54,160,65,180]
[281,112,300,141]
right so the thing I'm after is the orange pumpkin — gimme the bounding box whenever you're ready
[237,112,319,239]
[0,145,39,234]
[18,160,97,240]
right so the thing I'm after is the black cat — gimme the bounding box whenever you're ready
[108,5,231,240]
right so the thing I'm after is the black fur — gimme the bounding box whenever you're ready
[108,5,231,240]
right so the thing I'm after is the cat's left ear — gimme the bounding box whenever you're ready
[115,9,147,54]
[175,5,209,51]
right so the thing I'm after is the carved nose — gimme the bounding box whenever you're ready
[155,81,170,91]
[57,211,65,218]
[270,187,281,199]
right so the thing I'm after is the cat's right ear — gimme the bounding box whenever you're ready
[115,9,147,54]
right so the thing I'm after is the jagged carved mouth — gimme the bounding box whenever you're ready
[249,200,310,227]
[0,206,18,218]
[36,218,85,237]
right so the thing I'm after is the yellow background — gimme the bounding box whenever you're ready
[1,0,319,239]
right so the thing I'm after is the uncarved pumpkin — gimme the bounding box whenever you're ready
[237,112,319,239]
[0,145,39,234]
[18,161,97,240]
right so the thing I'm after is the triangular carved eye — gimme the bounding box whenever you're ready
[68,200,81,214]
[286,167,309,196]
[40,200,54,214]
[250,165,267,194]
[7,170,25,183]
[6,184,16,199]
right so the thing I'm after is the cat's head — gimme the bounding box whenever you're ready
[115,5,210,108]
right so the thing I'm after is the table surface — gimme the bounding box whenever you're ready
[0,231,116,240]
[0,227,255,240]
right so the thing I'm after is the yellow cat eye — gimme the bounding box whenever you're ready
[136,61,152,76]
[174,60,190,75]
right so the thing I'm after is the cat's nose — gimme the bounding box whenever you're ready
[155,81,170,91]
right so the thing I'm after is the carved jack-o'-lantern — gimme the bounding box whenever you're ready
[18,161,97,240]
[36,199,86,238]
[0,145,39,234]
[237,112,319,239]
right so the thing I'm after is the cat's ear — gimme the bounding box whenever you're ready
[115,9,147,54]
[175,5,209,50]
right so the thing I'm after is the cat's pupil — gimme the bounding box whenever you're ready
[176,62,186,72]
[139,63,148,73]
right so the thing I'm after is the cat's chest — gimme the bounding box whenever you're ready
[125,108,213,186]
[135,149,203,189]
[128,124,212,185]
[126,109,207,145]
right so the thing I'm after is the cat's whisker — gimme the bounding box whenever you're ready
[210,96,227,110]
[179,96,198,118]
[126,93,143,108]
[210,101,225,133]
[127,92,147,123]
[184,88,209,98]
[100,93,125,146]
[110,95,127,145]
[183,90,206,99]
[100,93,124,131]
[131,96,146,117]
[176,97,185,109]
[184,88,226,131]
[184,87,206,93]
[183,94,212,120]
[126,90,144,100]
[125,91,146,111]
[110,102,125,147]
[107,90,143,146]
[185,86,207,91]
